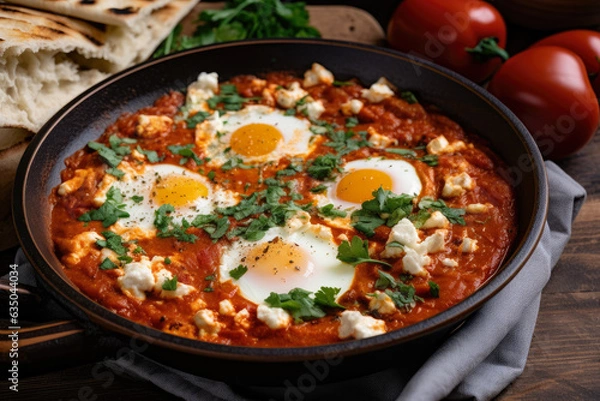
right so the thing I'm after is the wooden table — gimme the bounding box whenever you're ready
[1,4,599,400]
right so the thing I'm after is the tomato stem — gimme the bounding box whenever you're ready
[465,37,509,62]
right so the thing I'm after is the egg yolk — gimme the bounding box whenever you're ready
[152,175,209,207]
[336,169,394,204]
[243,237,314,283]
[229,123,283,157]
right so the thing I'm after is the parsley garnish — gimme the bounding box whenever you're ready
[168,144,203,165]
[164,257,171,265]
[417,197,466,226]
[136,145,161,163]
[345,117,359,128]
[317,204,347,219]
[324,129,370,155]
[162,276,178,291]
[99,257,119,270]
[419,154,439,167]
[221,157,254,171]
[131,195,144,204]
[428,281,440,298]
[207,84,260,111]
[191,214,230,241]
[265,287,344,323]
[87,142,122,168]
[186,111,211,128]
[153,204,198,243]
[106,167,125,179]
[333,80,353,87]
[96,231,128,256]
[374,270,422,311]
[78,187,130,227]
[310,184,328,193]
[387,148,417,157]
[229,264,248,280]
[336,236,392,267]
[307,154,342,180]
[351,187,415,237]
[400,91,419,104]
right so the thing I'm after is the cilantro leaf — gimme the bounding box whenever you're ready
[318,204,347,219]
[78,186,130,227]
[221,157,254,171]
[417,197,466,225]
[168,144,203,165]
[87,142,122,168]
[191,214,230,241]
[96,231,128,256]
[265,286,343,323]
[186,111,211,128]
[307,154,341,180]
[374,269,423,311]
[162,276,178,291]
[136,145,161,163]
[153,204,197,243]
[400,91,418,104]
[105,167,125,179]
[428,281,440,298]
[324,129,369,155]
[99,257,119,270]
[229,265,248,280]
[351,187,415,237]
[336,236,392,267]
[314,287,344,309]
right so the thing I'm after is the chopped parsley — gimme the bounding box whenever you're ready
[428,281,440,298]
[333,80,353,87]
[186,111,211,128]
[191,214,230,241]
[131,195,144,204]
[416,197,466,226]
[96,231,128,256]
[221,157,254,171]
[153,204,198,243]
[400,90,418,104]
[162,276,178,291]
[310,184,328,193]
[324,129,370,155]
[317,204,347,219]
[306,154,342,180]
[265,287,344,323]
[99,257,119,270]
[106,167,125,179]
[336,236,392,267]
[164,257,172,265]
[351,187,415,237]
[387,147,438,166]
[374,270,422,311]
[168,144,203,165]
[136,145,161,163]
[78,186,130,227]
[345,117,359,128]
[229,264,248,280]
[207,84,260,111]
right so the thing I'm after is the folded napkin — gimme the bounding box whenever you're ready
[14,161,585,401]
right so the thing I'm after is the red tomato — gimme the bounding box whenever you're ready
[531,29,600,98]
[488,46,599,160]
[387,0,508,83]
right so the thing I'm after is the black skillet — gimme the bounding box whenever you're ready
[11,39,548,385]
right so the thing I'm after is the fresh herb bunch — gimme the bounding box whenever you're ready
[154,0,321,57]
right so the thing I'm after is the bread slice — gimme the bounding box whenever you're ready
[0,1,197,133]
[4,0,174,27]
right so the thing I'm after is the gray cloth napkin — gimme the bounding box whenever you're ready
[14,161,586,401]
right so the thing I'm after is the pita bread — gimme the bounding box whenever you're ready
[2,0,174,27]
[0,1,198,133]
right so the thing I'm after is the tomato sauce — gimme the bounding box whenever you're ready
[50,71,517,347]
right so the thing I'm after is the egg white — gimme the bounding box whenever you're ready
[219,219,355,305]
[195,105,316,165]
[315,158,422,212]
[95,163,236,232]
